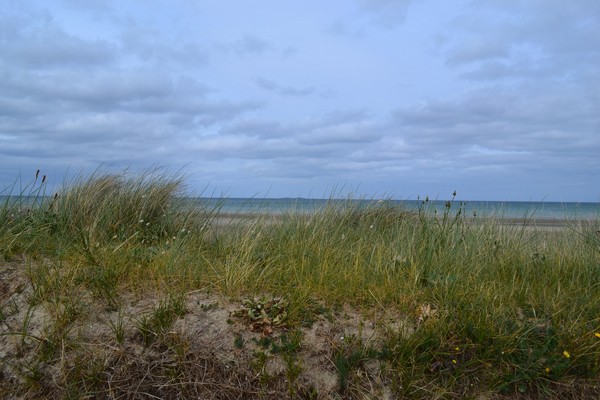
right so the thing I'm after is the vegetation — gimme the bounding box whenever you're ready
[1,170,599,399]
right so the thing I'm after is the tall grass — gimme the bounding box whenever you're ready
[1,170,599,398]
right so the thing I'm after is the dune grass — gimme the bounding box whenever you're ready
[1,170,599,399]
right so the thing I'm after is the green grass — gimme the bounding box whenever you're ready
[1,169,599,399]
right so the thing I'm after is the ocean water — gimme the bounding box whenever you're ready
[3,196,599,220]
[190,198,600,220]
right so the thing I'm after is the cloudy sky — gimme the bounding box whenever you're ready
[1,1,599,201]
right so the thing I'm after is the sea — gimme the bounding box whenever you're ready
[188,198,600,221]
[3,196,599,220]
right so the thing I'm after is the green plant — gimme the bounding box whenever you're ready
[236,296,289,333]
[270,329,302,354]
[277,329,304,398]
[134,294,187,346]
[233,333,244,349]
[103,308,126,345]
[251,349,273,387]
[333,334,383,394]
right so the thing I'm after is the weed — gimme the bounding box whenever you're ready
[271,329,303,355]
[234,333,244,349]
[276,329,304,398]
[251,349,273,386]
[199,301,218,311]
[236,296,289,334]
[134,294,187,346]
[333,335,382,394]
[102,308,126,345]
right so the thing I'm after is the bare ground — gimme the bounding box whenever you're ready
[2,259,597,399]
[0,260,410,399]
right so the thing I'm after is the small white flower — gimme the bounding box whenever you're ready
[139,219,144,223]
[146,222,150,226]
[369,225,374,229]
[393,255,407,263]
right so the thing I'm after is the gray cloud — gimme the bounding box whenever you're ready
[0,65,262,122]
[445,39,508,66]
[390,84,599,179]
[0,5,265,190]
[1,1,598,201]
[391,0,600,199]
[234,34,269,55]
[60,0,113,14]
[254,78,315,97]
[324,19,365,39]
[0,13,116,69]
[217,34,272,56]
[187,110,383,166]
[119,26,209,66]
[297,121,382,146]
[222,120,296,139]
[355,0,415,28]
[442,1,600,82]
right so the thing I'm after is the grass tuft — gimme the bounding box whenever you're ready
[1,170,599,398]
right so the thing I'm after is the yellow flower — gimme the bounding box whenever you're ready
[545,367,551,374]
[595,332,600,338]
[563,350,570,359]
[454,347,460,351]
[452,359,457,364]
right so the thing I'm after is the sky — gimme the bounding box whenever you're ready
[1,0,599,201]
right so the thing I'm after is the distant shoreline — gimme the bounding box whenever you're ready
[187,198,600,221]
[207,211,597,230]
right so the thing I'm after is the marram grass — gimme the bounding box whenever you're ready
[1,170,599,399]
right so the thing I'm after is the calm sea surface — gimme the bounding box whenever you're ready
[3,196,599,220]
[189,198,600,220]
